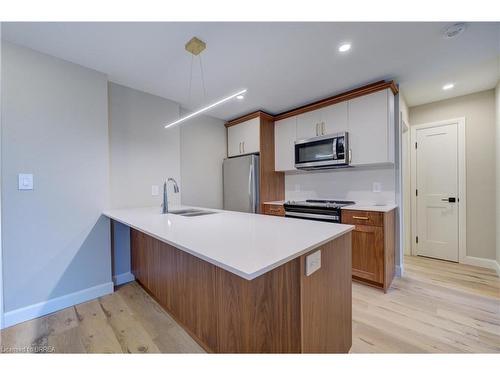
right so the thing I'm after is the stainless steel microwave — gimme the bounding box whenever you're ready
[294,132,349,170]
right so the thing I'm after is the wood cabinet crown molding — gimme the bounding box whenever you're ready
[224,80,398,126]
[225,110,274,128]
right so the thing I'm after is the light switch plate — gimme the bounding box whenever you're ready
[151,185,159,196]
[18,173,34,190]
[305,250,321,276]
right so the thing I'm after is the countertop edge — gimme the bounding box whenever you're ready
[104,211,354,281]
[262,201,398,213]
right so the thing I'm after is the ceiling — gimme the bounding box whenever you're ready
[2,22,499,120]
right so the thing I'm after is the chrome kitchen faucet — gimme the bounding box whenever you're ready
[162,177,180,214]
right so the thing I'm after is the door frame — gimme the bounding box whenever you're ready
[0,24,3,329]
[410,118,466,262]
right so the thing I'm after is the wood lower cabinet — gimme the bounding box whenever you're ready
[262,203,285,216]
[130,228,352,353]
[341,209,395,292]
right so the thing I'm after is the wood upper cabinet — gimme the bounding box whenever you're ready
[274,116,297,171]
[342,208,395,292]
[227,117,260,157]
[347,89,394,166]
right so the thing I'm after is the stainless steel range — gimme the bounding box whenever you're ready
[283,199,355,223]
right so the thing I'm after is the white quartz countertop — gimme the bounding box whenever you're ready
[263,200,397,213]
[103,206,353,280]
[341,203,397,213]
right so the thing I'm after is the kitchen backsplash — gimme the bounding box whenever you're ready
[285,166,396,205]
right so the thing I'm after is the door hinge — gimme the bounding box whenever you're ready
[416,236,419,244]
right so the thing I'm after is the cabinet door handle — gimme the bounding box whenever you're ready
[321,122,325,135]
[349,149,352,164]
[239,142,242,153]
[242,141,245,153]
[315,123,319,136]
[352,216,369,220]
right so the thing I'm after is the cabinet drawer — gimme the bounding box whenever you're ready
[262,204,285,217]
[341,209,383,227]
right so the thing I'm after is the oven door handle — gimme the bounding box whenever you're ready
[332,137,337,160]
[285,211,338,221]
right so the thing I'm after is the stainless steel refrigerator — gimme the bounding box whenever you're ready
[223,154,259,213]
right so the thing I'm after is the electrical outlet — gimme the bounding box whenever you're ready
[151,185,159,196]
[305,250,321,276]
[18,173,34,190]
[372,182,382,193]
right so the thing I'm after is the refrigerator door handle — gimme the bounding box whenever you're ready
[248,162,254,212]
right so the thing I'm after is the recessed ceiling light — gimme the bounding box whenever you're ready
[338,43,351,53]
[442,83,455,90]
[236,95,245,100]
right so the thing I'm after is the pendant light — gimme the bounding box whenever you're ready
[164,37,247,129]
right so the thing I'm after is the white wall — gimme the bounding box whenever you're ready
[410,89,497,261]
[108,82,181,209]
[1,42,112,320]
[180,109,226,209]
[400,94,411,256]
[285,166,396,205]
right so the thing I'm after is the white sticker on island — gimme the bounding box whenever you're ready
[305,250,321,276]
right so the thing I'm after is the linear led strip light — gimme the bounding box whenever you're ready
[165,89,247,129]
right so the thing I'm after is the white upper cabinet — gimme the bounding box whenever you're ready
[348,89,394,166]
[296,109,322,140]
[319,101,348,135]
[227,117,260,157]
[275,116,297,171]
[296,101,348,140]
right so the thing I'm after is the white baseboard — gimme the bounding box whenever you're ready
[493,260,500,276]
[3,282,114,329]
[113,272,135,286]
[462,256,500,276]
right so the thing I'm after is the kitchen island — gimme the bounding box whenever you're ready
[104,206,354,353]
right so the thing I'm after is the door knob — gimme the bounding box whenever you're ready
[441,197,457,202]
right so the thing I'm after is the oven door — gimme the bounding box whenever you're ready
[294,133,348,169]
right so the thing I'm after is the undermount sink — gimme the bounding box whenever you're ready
[168,209,200,215]
[169,209,217,217]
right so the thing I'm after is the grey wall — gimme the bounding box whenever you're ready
[108,83,226,278]
[410,89,497,260]
[108,82,181,209]
[180,109,226,209]
[496,82,500,266]
[112,221,131,277]
[1,42,111,312]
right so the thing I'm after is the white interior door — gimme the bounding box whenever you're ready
[415,123,459,261]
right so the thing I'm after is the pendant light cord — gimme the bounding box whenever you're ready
[199,55,208,104]
[187,54,194,105]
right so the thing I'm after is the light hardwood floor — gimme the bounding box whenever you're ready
[1,255,499,353]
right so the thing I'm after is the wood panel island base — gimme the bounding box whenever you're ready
[130,229,352,353]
